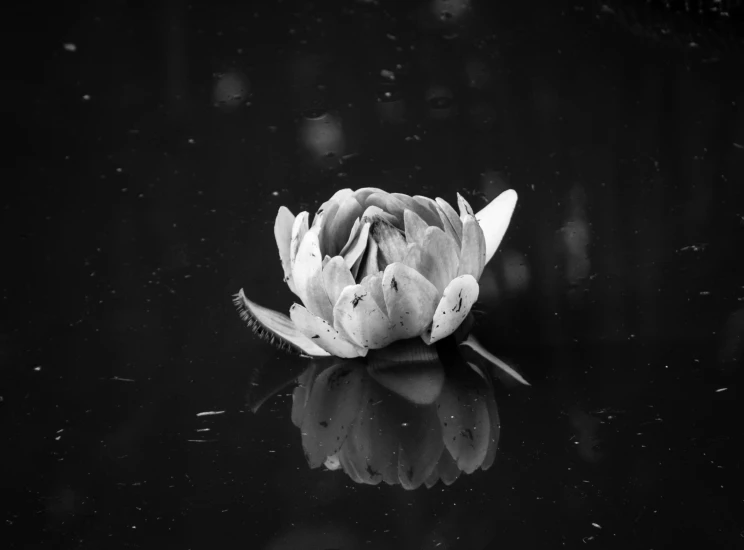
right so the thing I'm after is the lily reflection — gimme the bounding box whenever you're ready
[254,337,508,489]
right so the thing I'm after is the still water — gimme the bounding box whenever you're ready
[5,0,743,548]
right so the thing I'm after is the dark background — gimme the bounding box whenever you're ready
[3,0,743,548]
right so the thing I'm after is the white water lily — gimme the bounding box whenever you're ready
[235,187,517,359]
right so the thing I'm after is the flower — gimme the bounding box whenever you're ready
[235,187,517,359]
[290,341,501,489]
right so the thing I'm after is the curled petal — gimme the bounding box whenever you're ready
[322,256,355,307]
[392,193,441,229]
[353,187,387,206]
[317,199,341,258]
[341,221,371,278]
[333,284,395,349]
[413,226,460,297]
[291,230,334,322]
[327,196,364,257]
[435,197,463,247]
[233,290,330,357]
[366,192,408,228]
[382,262,439,340]
[290,303,366,358]
[403,209,428,248]
[456,193,474,218]
[274,206,296,292]
[423,274,479,345]
[360,273,387,315]
[476,189,518,265]
[411,195,445,229]
[358,236,380,280]
[289,211,309,268]
[457,215,486,281]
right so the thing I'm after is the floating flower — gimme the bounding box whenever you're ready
[234,187,518,359]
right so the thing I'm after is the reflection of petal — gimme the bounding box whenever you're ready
[435,367,490,474]
[425,447,461,488]
[343,389,398,485]
[460,335,530,386]
[300,363,365,468]
[367,360,445,405]
[397,404,444,490]
[472,361,501,471]
[291,365,317,428]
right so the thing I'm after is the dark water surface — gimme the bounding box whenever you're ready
[5,0,744,548]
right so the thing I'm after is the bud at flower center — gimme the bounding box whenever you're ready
[369,216,408,270]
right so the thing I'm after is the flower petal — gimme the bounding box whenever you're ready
[423,274,479,345]
[365,192,408,228]
[274,206,296,293]
[333,284,395,349]
[457,214,486,280]
[435,371,491,474]
[291,230,334,322]
[300,362,365,468]
[289,211,309,268]
[322,256,355,307]
[392,193,442,229]
[317,199,340,257]
[403,209,428,248]
[353,187,387,205]
[476,189,518,265]
[341,221,371,278]
[327,196,364,257]
[357,236,380,280]
[435,197,463,247]
[233,289,330,356]
[460,335,531,386]
[370,218,408,268]
[360,273,387,315]
[382,262,439,340]
[413,226,460,297]
[290,303,366,358]
[411,195,445,229]
[456,192,474,218]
